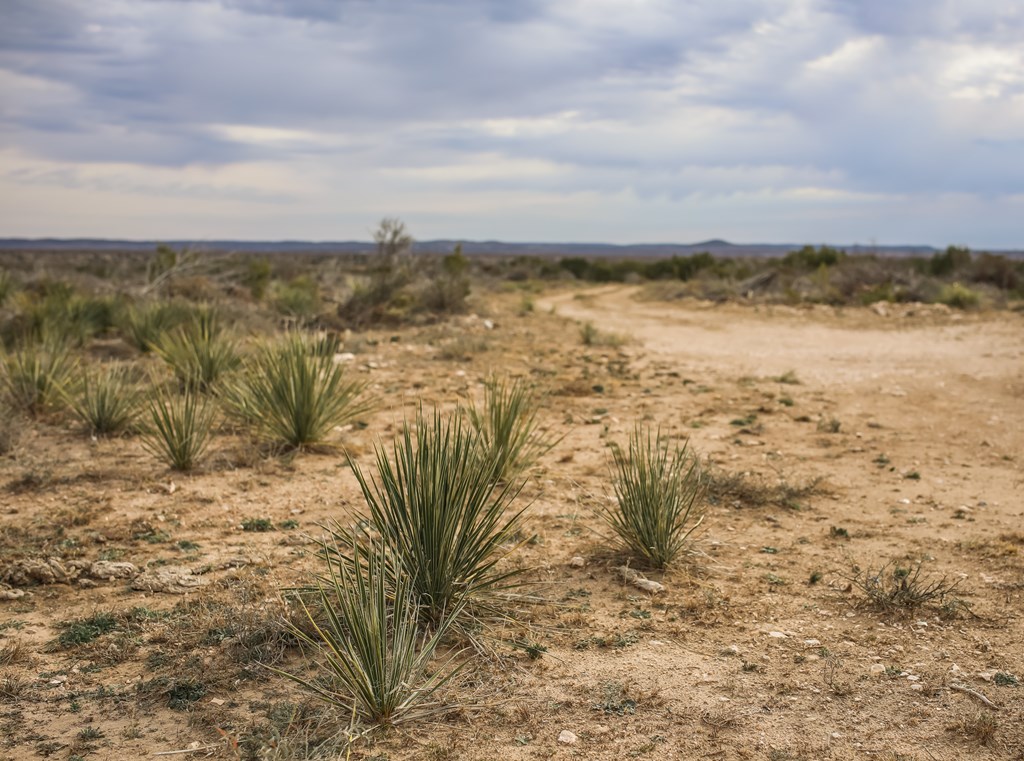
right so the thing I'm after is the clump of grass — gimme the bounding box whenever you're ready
[0,270,13,307]
[579,321,625,347]
[1,335,76,415]
[279,539,463,728]
[69,365,140,435]
[938,282,981,310]
[330,408,529,626]
[154,308,239,392]
[0,401,20,454]
[242,518,274,532]
[140,382,216,471]
[848,559,963,614]
[56,612,118,648]
[467,375,559,482]
[223,333,373,450]
[602,426,705,569]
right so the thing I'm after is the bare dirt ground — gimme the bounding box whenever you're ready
[2,284,1023,760]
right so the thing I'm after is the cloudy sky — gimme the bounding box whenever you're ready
[1,1,1022,246]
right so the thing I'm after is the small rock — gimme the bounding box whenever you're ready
[209,698,226,706]
[910,683,923,691]
[557,730,577,745]
[722,645,741,656]
[870,664,886,675]
[483,319,495,330]
[804,639,821,646]
[569,556,586,568]
[334,352,356,363]
[131,566,208,595]
[768,631,787,639]
[90,561,138,580]
[594,725,610,735]
[0,588,26,600]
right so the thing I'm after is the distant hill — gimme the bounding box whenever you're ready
[0,237,1021,259]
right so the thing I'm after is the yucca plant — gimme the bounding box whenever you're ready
[0,270,13,307]
[140,382,216,470]
[279,539,464,728]
[603,426,705,569]
[331,408,529,627]
[467,375,559,482]
[120,301,191,353]
[1,335,76,416]
[70,365,141,435]
[154,309,239,391]
[222,333,372,449]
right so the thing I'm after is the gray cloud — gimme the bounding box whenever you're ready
[0,0,1021,243]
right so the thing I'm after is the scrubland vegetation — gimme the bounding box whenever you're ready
[0,228,1022,759]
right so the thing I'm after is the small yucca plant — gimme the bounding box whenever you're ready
[467,375,559,482]
[603,426,704,569]
[222,333,372,449]
[140,382,216,470]
[154,309,239,391]
[120,301,191,353]
[279,539,463,728]
[1,336,76,416]
[331,408,529,627]
[70,365,141,435]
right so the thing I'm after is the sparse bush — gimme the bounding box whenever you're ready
[331,407,529,626]
[930,245,972,277]
[603,426,704,568]
[1,335,76,415]
[0,270,13,307]
[274,275,321,322]
[154,308,239,391]
[467,375,559,482]
[848,559,963,614]
[70,365,141,435]
[140,382,217,471]
[279,539,463,728]
[222,333,372,449]
[420,245,471,313]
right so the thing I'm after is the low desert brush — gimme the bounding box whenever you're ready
[603,426,705,568]
[329,407,529,627]
[467,375,559,482]
[69,365,141,435]
[848,559,963,614]
[140,382,216,470]
[279,539,464,728]
[223,333,372,450]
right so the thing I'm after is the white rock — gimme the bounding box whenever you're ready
[869,664,886,675]
[804,639,821,646]
[569,556,586,568]
[768,631,787,639]
[557,730,577,745]
[483,319,495,330]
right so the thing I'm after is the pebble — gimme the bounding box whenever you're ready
[569,556,585,568]
[870,664,886,675]
[557,730,577,745]
[768,631,787,639]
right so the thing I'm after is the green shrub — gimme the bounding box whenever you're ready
[154,308,239,391]
[140,382,216,470]
[467,375,558,482]
[274,276,320,322]
[930,245,972,277]
[332,408,529,626]
[938,282,981,310]
[0,270,13,307]
[70,365,141,435]
[420,246,471,313]
[279,539,463,728]
[222,333,372,449]
[603,426,705,569]
[1,336,76,415]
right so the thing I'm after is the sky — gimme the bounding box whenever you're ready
[1,0,1022,247]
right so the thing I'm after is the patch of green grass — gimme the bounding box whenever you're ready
[242,518,274,532]
[57,613,118,648]
[154,308,239,392]
[774,370,800,384]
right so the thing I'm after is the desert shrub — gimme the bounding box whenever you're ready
[603,426,705,568]
[0,335,76,415]
[331,408,529,626]
[120,301,193,353]
[930,245,972,277]
[0,270,13,307]
[279,539,463,728]
[467,375,558,482]
[241,258,272,300]
[0,401,20,454]
[222,333,372,449]
[937,282,981,310]
[154,308,239,391]
[783,245,846,271]
[971,253,1020,291]
[419,245,470,313]
[848,559,963,614]
[140,382,217,470]
[70,365,141,435]
[274,276,321,322]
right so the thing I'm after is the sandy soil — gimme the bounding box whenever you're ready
[1,285,1022,760]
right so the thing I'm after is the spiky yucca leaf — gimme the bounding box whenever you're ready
[154,308,239,392]
[332,408,529,626]
[120,301,192,353]
[70,365,140,435]
[222,333,372,449]
[1,335,76,415]
[467,375,559,482]
[603,426,704,569]
[140,382,216,470]
[277,539,464,728]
